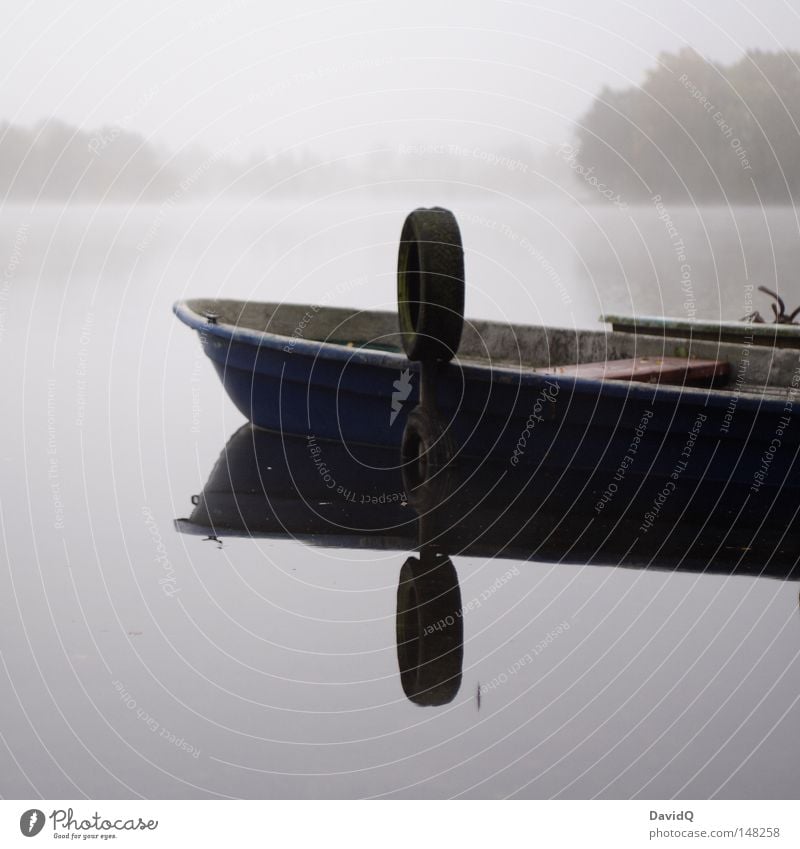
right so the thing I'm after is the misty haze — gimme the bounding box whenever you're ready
[3,0,800,813]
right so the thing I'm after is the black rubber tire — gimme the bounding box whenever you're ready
[401,405,456,512]
[397,207,465,361]
[396,552,463,706]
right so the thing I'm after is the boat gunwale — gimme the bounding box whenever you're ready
[173,299,794,411]
[174,298,412,369]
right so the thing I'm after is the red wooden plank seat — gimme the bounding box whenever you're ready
[536,356,730,387]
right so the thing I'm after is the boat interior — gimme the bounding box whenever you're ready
[185,298,800,398]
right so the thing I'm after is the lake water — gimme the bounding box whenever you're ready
[1,196,799,799]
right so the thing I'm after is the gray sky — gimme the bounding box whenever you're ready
[2,0,799,157]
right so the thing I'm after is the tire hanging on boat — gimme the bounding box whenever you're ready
[397,207,465,361]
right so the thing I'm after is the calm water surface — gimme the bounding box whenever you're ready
[1,196,799,798]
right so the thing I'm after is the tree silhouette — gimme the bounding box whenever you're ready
[576,48,800,203]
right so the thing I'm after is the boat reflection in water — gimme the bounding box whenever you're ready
[176,425,800,707]
[175,424,463,705]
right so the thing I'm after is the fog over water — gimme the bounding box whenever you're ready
[5,0,800,158]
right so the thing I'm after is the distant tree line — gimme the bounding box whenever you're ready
[575,48,800,203]
[0,121,317,201]
[0,121,573,201]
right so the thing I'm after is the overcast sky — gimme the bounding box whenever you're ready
[2,0,799,158]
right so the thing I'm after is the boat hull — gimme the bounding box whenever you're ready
[174,301,800,543]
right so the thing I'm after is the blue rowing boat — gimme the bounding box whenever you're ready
[174,208,800,543]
